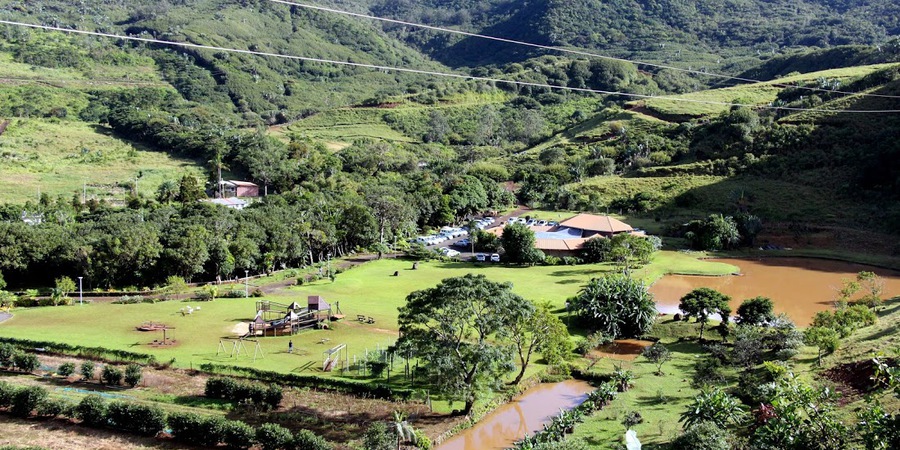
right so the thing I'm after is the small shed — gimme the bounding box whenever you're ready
[308,295,330,311]
[220,180,260,198]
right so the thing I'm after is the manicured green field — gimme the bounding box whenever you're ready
[0,254,736,376]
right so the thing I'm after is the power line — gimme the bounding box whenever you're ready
[269,0,900,100]
[0,20,898,113]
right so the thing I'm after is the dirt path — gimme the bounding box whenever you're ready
[0,312,11,324]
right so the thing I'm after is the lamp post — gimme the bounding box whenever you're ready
[77,276,83,306]
[244,270,249,298]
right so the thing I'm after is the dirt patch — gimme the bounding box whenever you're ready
[589,339,654,361]
[231,322,249,336]
[0,416,180,450]
[821,358,893,403]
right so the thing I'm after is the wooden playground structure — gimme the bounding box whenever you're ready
[248,296,343,337]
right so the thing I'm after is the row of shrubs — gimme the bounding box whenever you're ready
[0,383,331,450]
[0,337,157,365]
[0,344,40,373]
[199,363,414,401]
[205,377,282,410]
[0,345,144,388]
[515,380,622,448]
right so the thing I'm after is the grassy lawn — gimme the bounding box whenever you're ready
[642,63,899,117]
[572,339,706,448]
[0,119,204,203]
[0,254,734,376]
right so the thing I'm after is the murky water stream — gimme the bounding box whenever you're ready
[436,380,594,450]
[650,257,900,326]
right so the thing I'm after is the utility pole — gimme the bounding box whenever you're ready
[78,276,83,306]
[245,270,249,298]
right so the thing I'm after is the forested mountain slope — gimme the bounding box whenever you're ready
[372,0,900,68]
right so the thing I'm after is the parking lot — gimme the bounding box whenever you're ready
[414,209,558,262]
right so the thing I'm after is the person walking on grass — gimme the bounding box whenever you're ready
[288,340,293,354]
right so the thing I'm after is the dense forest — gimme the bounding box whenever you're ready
[1,0,900,290]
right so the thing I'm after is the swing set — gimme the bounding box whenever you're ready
[217,337,265,362]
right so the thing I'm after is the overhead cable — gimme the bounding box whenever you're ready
[0,20,898,113]
[268,0,900,100]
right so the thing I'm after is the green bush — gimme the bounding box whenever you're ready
[35,397,74,418]
[0,382,21,408]
[223,420,257,450]
[57,362,76,377]
[293,429,332,450]
[80,361,95,380]
[124,363,143,387]
[76,395,108,427]
[362,422,393,450]
[205,377,282,410]
[11,385,47,417]
[106,402,167,436]
[101,365,123,386]
[671,421,732,450]
[13,353,39,373]
[169,412,227,446]
[412,429,432,450]
[0,343,16,367]
[256,423,294,450]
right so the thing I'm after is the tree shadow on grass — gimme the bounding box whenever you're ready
[548,268,603,277]
[665,341,710,355]
[555,279,584,285]
[860,325,898,342]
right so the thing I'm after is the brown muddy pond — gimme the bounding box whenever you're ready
[590,339,654,361]
[650,257,900,326]
[436,380,594,450]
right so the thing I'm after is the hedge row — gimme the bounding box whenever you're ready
[199,363,414,401]
[205,377,282,410]
[0,337,156,365]
[0,382,331,450]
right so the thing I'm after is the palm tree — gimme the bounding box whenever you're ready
[391,411,415,450]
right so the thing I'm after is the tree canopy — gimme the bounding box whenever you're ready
[396,274,531,414]
[679,287,732,340]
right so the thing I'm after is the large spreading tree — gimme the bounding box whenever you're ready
[397,274,531,414]
[569,273,657,339]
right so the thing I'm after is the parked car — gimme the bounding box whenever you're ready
[526,219,538,226]
[548,221,559,227]
[537,220,548,226]
[507,217,517,223]
[456,238,470,247]
[490,253,501,262]
[475,253,487,262]
[445,249,460,257]
[516,218,527,224]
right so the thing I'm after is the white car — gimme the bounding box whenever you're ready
[516,218,527,224]
[475,253,487,262]
[445,249,460,258]
[490,253,501,262]
[507,217,517,223]
[538,220,548,226]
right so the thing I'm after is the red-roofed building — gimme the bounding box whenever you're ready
[219,180,260,198]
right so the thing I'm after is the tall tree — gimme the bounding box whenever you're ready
[365,185,415,258]
[508,301,571,385]
[500,222,544,265]
[679,288,732,340]
[397,274,529,414]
